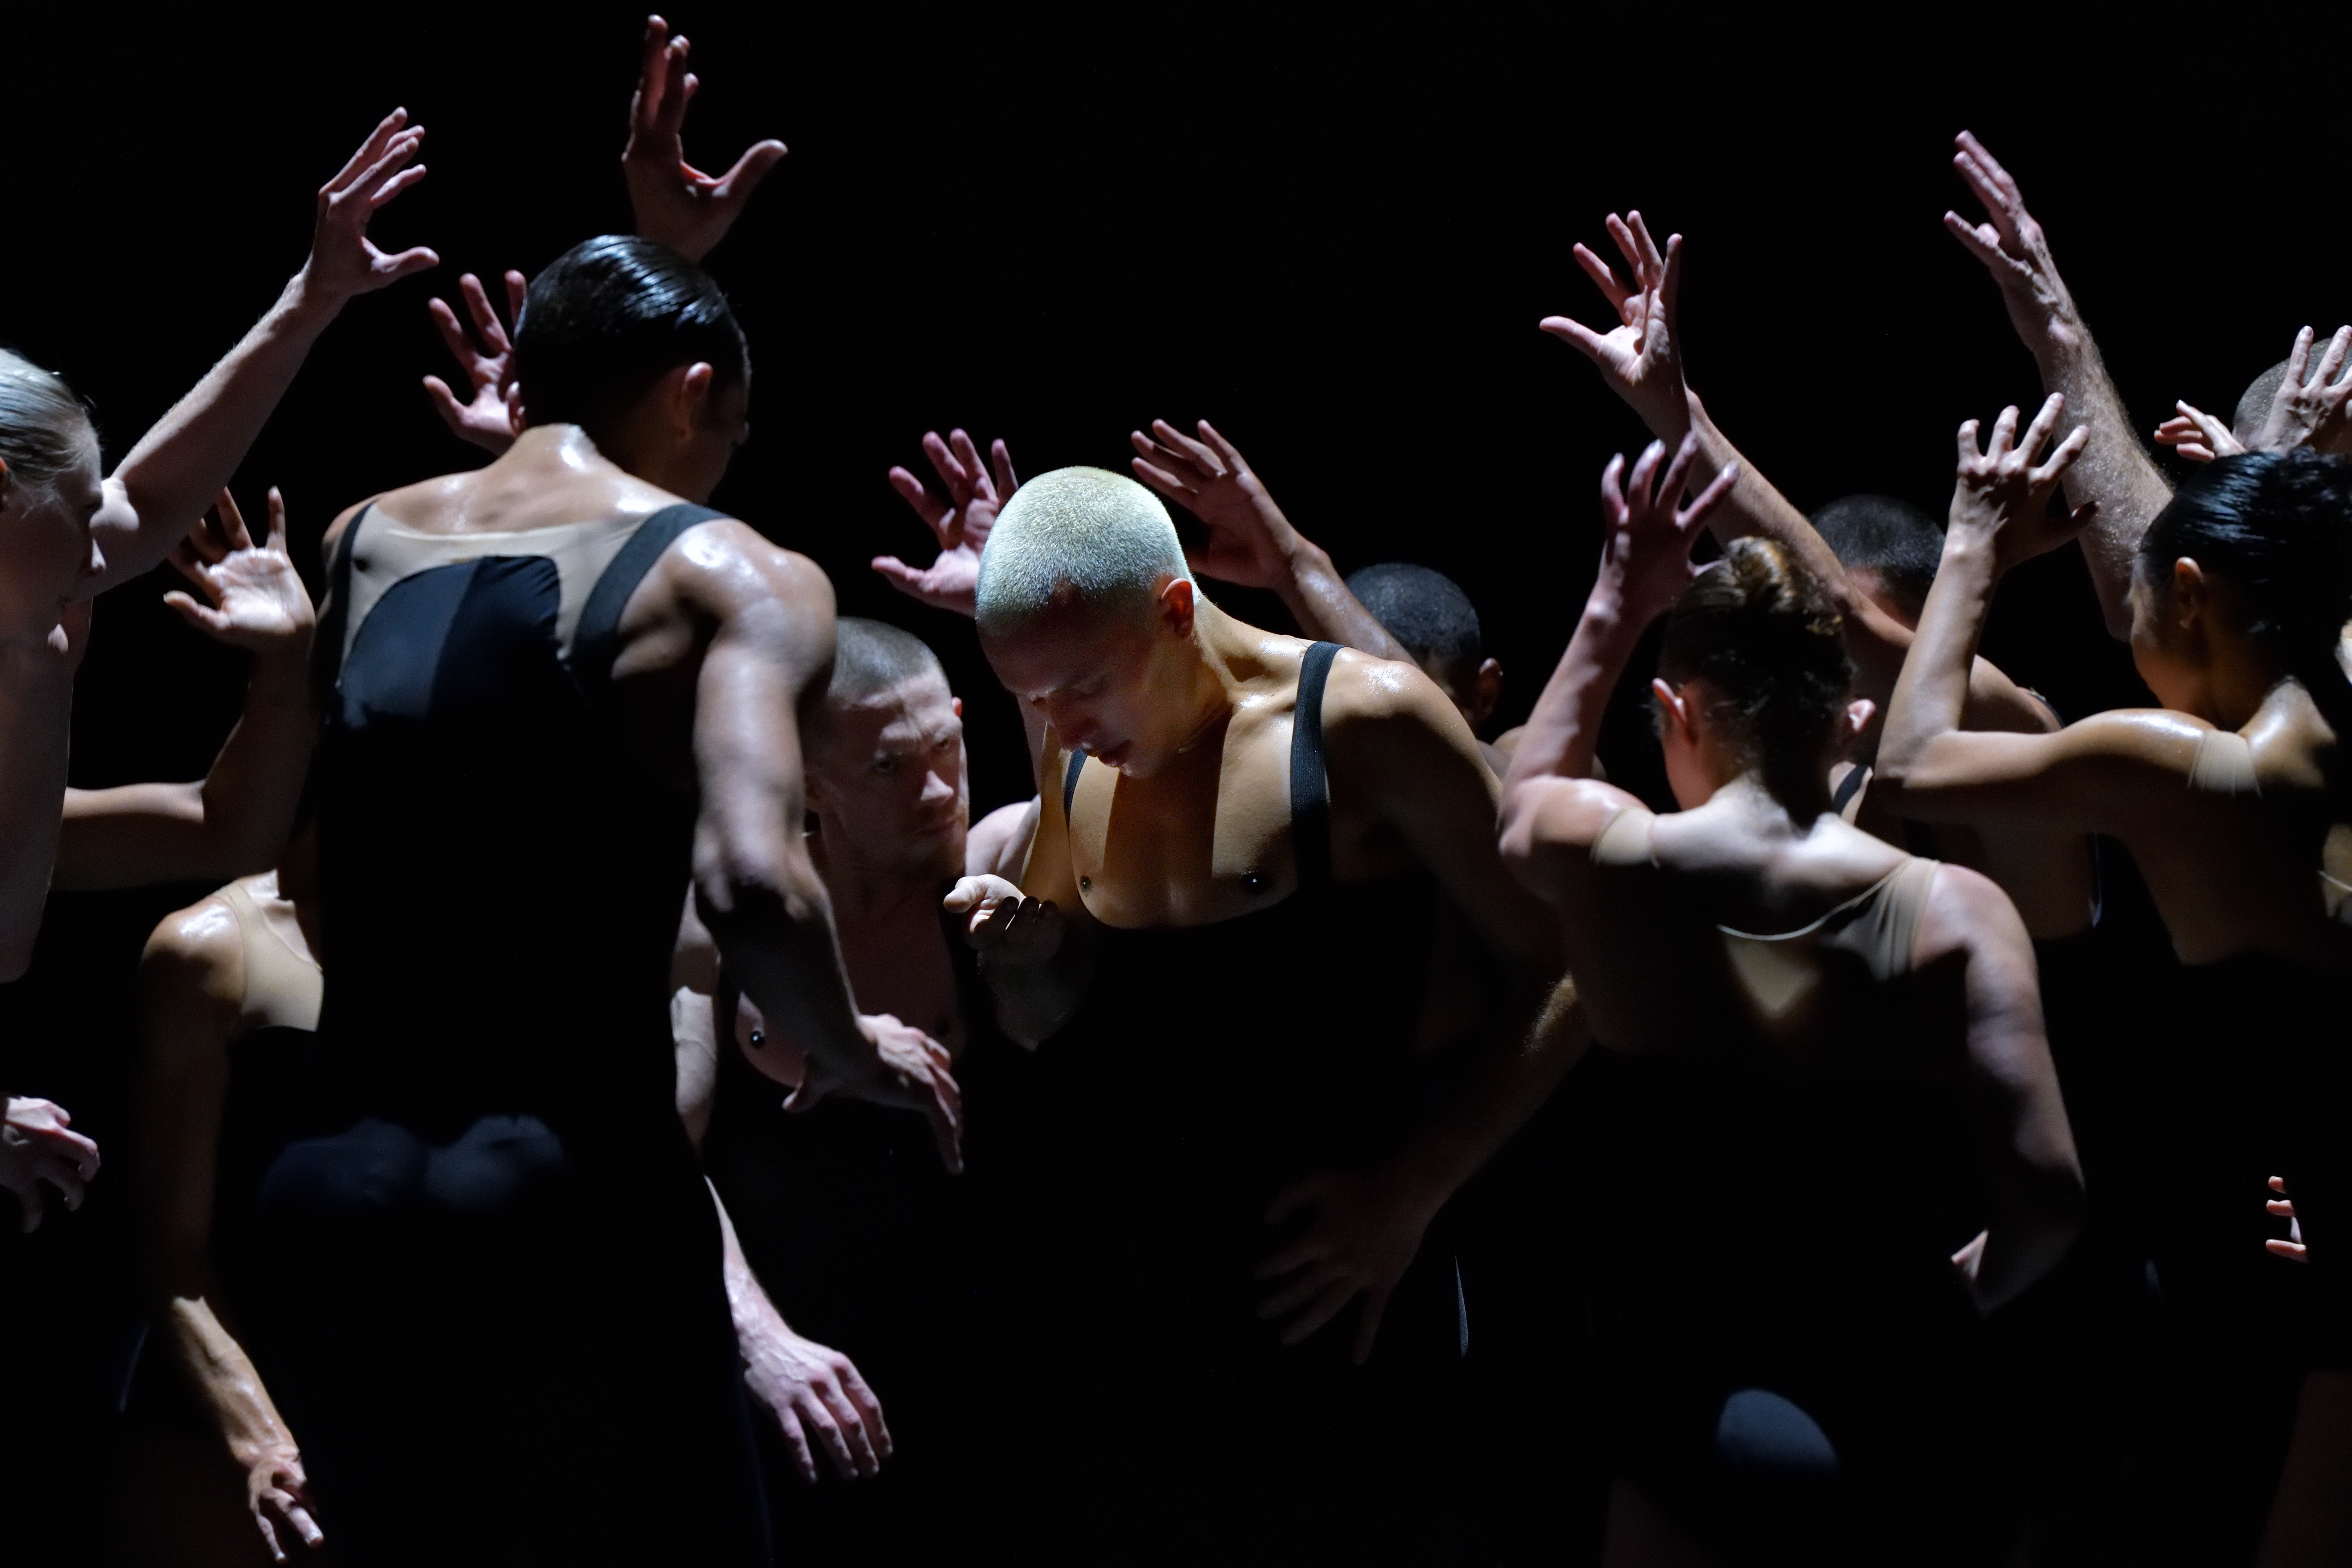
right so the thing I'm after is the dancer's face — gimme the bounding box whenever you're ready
[807,672,969,882]
[982,580,1198,778]
[0,443,106,640]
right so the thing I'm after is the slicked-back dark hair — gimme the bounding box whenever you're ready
[513,235,748,445]
[1810,493,1943,622]
[1345,562,1483,681]
[2139,450,2352,696]
[1659,537,1854,792]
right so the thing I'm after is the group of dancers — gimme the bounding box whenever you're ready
[4,18,2350,1566]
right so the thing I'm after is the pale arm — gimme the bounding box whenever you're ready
[1945,131,2170,638]
[1129,419,1411,660]
[95,113,436,591]
[57,490,315,890]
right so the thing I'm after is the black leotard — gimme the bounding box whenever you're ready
[242,503,767,1567]
[983,643,1463,1558]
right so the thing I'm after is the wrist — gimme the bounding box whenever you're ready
[281,267,351,331]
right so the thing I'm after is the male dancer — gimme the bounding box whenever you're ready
[676,616,1029,1560]
[950,466,1579,1554]
[271,233,956,1565]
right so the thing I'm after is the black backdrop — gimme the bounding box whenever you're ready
[0,4,2341,1548]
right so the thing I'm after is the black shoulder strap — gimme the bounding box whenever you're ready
[1831,761,1869,814]
[571,503,728,691]
[1062,748,1086,820]
[314,501,373,698]
[1291,641,1341,892]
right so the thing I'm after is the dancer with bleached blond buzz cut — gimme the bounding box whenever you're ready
[948,464,1582,1556]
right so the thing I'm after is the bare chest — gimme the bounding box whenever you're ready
[837,907,966,1057]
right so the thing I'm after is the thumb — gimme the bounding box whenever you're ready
[1539,316,1614,364]
[422,376,468,430]
[942,876,993,913]
[714,139,788,201]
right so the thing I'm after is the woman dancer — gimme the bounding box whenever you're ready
[1876,406,2352,1565]
[1499,434,2083,1564]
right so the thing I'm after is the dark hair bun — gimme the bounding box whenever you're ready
[1657,536,1854,772]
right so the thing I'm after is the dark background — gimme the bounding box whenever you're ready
[0,3,2342,1549]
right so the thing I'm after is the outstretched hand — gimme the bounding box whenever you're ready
[2247,326,2352,456]
[1541,210,1690,438]
[1943,131,2078,350]
[2155,401,2244,464]
[1949,394,2094,574]
[0,1097,99,1233]
[740,1316,893,1483]
[878,431,1018,618]
[1129,419,1302,588]
[423,270,527,453]
[1256,1166,1441,1364]
[164,488,315,655]
[300,108,438,303]
[623,15,788,264]
[790,1012,964,1175]
[238,1437,324,1561]
[1596,432,1739,625]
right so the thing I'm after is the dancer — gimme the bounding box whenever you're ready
[1544,209,2092,941]
[2159,325,2352,466]
[1345,561,1503,737]
[0,111,432,974]
[1878,410,2352,1565]
[250,233,956,1565]
[948,464,1578,1554]
[676,616,1034,1560]
[1500,433,2083,1564]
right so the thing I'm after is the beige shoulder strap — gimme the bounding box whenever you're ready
[2189,727,2260,798]
[219,881,324,1034]
[1591,805,1657,868]
[1855,856,1941,980]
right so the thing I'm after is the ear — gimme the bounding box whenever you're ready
[673,362,717,439]
[802,768,833,814]
[1650,677,1691,742]
[1844,697,1877,739]
[1470,657,1504,727]
[506,389,527,437]
[952,696,963,719]
[1156,576,1197,640]
[2170,557,2208,628]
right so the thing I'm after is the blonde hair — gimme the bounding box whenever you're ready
[975,467,1193,636]
[0,351,95,505]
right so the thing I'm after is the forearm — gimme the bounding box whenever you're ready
[1504,588,1642,795]
[1272,537,1410,662]
[55,648,314,891]
[166,1294,301,1465]
[0,656,77,977]
[698,863,868,1080]
[1681,394,1855,602]
[102,274,342,590]
[1385,977,1586,1210]
[1879,531,2000,783]
[711,1179,792,1341]
[2024,322,2171,637]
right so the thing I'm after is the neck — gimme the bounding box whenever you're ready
[1709,765,1837,829]
[809,828,943,929]
[500,423,610,473]
[1166,599,1262,758]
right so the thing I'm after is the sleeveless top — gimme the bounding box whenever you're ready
[310,501,722,1148]
[1000,642,1446,1364]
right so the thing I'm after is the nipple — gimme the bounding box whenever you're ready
[748,1029,766,1050]
[1079,875,1092,892]
[1243,872,1269,895]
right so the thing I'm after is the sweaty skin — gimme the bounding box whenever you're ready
[320,400,959,1149]
[1544,209,2095,939]
[956,575,1579,1358]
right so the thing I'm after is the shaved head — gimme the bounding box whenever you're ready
[975,466,1194,638]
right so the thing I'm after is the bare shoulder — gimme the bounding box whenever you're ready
[1318,646,1483,770]
[139,890,245,1008]
[1913,859,2033,970]
[636,517,835,625]
[2060,706,2212,765]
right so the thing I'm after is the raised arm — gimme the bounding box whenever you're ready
[57,489,314,889]
[134,897,323,1561]
[96,113,436,591]
[1543,210,2057,736]
[1917,864,2084,1312]
[1128,419,1411,661]
[1945,131,2170,638]
[622,15,787,265]
[670,527,962,1168]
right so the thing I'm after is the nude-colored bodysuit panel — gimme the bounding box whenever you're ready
[219,880,322,1034]
[340,511,650,664]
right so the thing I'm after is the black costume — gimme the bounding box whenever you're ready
[237,501,767,1566]
[984,642,1468,1559]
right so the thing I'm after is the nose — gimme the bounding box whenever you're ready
[919,765,956,807]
